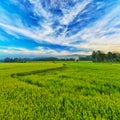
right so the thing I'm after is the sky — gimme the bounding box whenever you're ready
[0,0,120,58]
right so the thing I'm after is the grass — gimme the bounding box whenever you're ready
[0,61,120,119]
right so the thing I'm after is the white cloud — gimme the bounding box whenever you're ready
[0,0,92,46]
[0,22,54,43]
[28,0,51,20]
[0,46,91,57]
[60,0,92,25]
[69,5,120,52]
[1,0,120,56]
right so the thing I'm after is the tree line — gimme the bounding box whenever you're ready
[3,51,119,63]
[92,50,120,62]
[2,57,73,62]
[2,56,92,63]
[3,57,59,63]
[3,58,28,63]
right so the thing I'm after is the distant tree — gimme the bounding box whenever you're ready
[4,57,12,62]
[107,52,113,62]
[3,57,27,63]
[92,51,97,62]
[99,51,106,62]
[14,58,19,62]
[96,50,106,62]
[92,50,120,62]
[112,53,117,61]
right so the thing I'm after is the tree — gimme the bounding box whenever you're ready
[107,52,113,62]
[96,50,106,62]
[4,57,12,62]
[92,51,97,62]
[92,50,120,62]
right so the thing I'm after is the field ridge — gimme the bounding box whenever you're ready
[10,64,66,87]
[11,64,66,77]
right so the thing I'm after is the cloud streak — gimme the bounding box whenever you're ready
[0,0,120,57]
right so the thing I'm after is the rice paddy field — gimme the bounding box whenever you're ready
[0,61,120,120]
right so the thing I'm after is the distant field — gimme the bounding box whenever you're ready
[0,61,120,120]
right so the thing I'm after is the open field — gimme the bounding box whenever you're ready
[0,61,120,120]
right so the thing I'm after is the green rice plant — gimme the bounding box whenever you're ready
[0,61,120,119]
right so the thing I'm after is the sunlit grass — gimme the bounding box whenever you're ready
[0,61,120,119]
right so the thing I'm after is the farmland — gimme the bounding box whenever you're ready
[0,61,120,120]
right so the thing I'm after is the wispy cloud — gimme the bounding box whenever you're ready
[0,46,90,58]
[60,0,92,25]
[0,0,120,57]
[65,4,120,52]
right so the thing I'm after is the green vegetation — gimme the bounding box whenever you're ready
[92,50,120,62]
[0,62,120,119]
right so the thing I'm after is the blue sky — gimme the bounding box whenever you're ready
[0,0,120,58]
